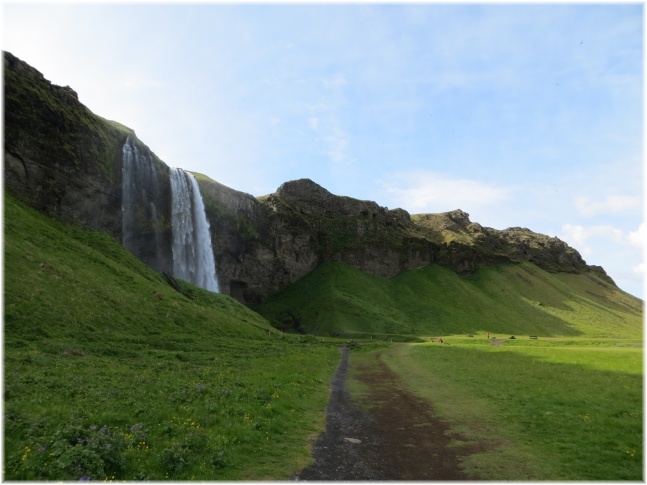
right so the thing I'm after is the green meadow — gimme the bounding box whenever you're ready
[4,192,643,480]
[4,194,340,480]
[372,338,643,480]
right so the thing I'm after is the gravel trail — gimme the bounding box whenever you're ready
[296,346,480,480]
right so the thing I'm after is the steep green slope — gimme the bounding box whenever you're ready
[4,193,274,347]
[4,193,340,480]
[256,261,642,338]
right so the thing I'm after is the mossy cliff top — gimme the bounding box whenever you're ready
[258,178,596,281]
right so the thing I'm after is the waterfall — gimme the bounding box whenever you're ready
[121,135,219,292]
[121,138,137,251]
[169,167,219,292]
[121,136,165,271]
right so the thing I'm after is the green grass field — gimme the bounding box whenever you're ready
[4,194,340,480]
[4,192,643,480]
[374,338,642,480]
[4,337,340,480]
[256,261,642,338]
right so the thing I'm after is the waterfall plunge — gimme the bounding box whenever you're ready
[121,135,219,292]
[121,136,165,271]
[169,168,219,292]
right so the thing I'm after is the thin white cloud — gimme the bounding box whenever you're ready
[122,75,165,91]
[560,223,626,256]
[380,171,514,213]
[627,222,646,248]
[324,124,351,164]
[628,223,645,278]
[575,195,641,217]
[307,117,320,131]
[321,73,347,88]
[559,222,643,297]
[306,102,353,165]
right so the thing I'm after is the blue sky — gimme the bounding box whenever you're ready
[2,3,644,298]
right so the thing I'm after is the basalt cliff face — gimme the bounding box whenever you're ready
[3,51,612,304]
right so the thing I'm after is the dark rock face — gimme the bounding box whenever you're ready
[4,51,125,240]
[194,176,319,302]
[265,180,434,276]
[274,178,410,224]
[496,227,586,273]
[3,50,605,305]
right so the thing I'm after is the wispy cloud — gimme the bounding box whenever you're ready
[379,171,515,213]
[575,195,641,217]
[306,97,353,165]
[628,222,646,248]
[559,223,645,258]
[560,222,644,293]
[324,128,350,164]
[122,75,165,91]
[321,73,347,88]
[561,224,624,254]
[307,117,320,131]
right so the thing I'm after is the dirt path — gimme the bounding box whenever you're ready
[296,347,481,480]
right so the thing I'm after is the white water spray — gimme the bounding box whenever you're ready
[121,136,138,252]
[121,136,164,270]
[169,167,219,292]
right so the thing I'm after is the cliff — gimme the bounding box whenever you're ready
[3,51,613,304]
[4,51,174,274]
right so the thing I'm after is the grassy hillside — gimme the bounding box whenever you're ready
[256,261,642,338]
[4,193,340,480]
[4,194,275,346]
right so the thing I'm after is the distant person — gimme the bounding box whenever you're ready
[487,332,490,339]
[439,338,443,344]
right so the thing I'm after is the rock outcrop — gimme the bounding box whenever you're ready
[3,50,611,305]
